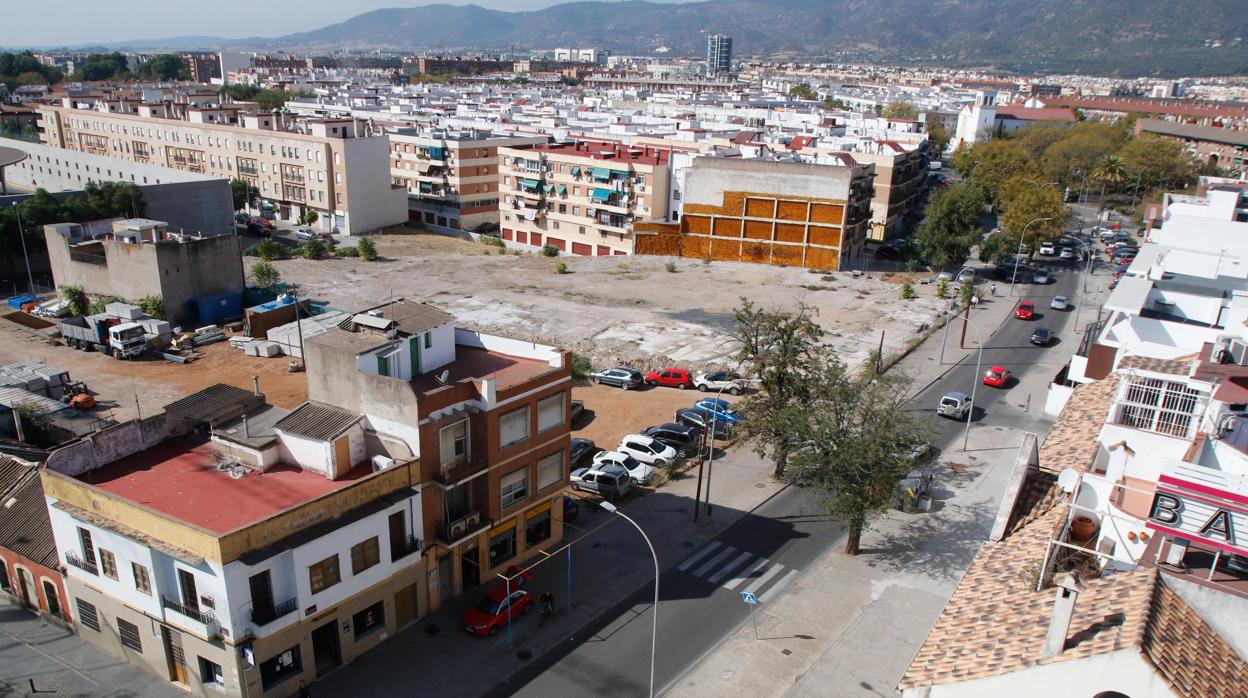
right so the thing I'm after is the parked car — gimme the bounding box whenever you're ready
[1050,295,1071,311]
[570,437,597,467]
[937,391,972,419]
[956,267,976,283]
[692,398,741,425]
[641,423,703,457]
[675,408,733,439]
[1031,270,1050,285]
[245,222,273,237]
[693,371,748,394]
[463,588,531,637]
[593,450,656,485]
[1038,242,1057,256]
[570,463,633,498]
[936,269,957,282]
[1015,301,1035,320]
[570,399,585,423]
[1030,327,1054,346]
[875,244,905,262]
[234,212,250,224]
[295,228,315,240]
[982,365,1012,388]
[1058,247,1075,259]
[614,435,677,468]
[644,367,693,389]
[588,367,644,390]
[248,216,274,230]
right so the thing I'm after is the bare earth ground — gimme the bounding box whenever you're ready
[281,232,946,373]
[569,382,741,451]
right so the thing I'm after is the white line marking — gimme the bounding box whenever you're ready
[723,557,769,591]
[742,563,784,597]
[692,546,737,578]
[677,541,721,572]
[707,551,753,584]
[758,568,800,604]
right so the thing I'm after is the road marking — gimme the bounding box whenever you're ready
[692,546,738,578]
[707,551,753,584]
[742,563,785,597]
[677,541,721,572]
[723,557,769,591]
[758,568,800,604]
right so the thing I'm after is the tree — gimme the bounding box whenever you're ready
[997,178,1066,251]
[1116,136,1198,193]
[789,83,817,100]
[882,101,918,120]
[925,114,950,157]
[61,285,88,317]
[913,181,987,269]
[300,209,319,226]
[1092,155,1128,224]
[133,54,188,81]
[72,53,129,81]
[823,96,848,110]
[250,261,280,288]
[964,140,1036,202]
[1037,122,1125,186]
[298,239,329,260]
[357,237,378,261]
[138,295,165,320]
[782,350,931,555]
[231,179,257,211]
[732,300,824,478]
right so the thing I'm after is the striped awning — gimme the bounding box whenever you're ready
[591,167,612,180]
[571,166,582,176]
[592,188,613,203]
[520,178,540,191]
[557,184,567,196]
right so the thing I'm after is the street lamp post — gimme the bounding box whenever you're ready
[1009,217,1054,296]
[944,312,984,451]
[701,383,730,519]
[600,501,658,698]
[11,202,34,293]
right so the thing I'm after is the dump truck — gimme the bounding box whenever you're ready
[59,315,147,359]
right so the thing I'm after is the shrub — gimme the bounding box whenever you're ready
[555,262,568,274]
[571,353,593,379]
[541,244,559,257]
[905,259,921,272]
[138,295,165,320]
[337,245,360,257]
[357,237,378,261]
[936,279,950,299]
[243,238,287,260]
[88,296,119,315]
[62,285,88,317]
[665,261,677,273]
[299,239,328,260]
[250,261,281,288]
[482,236,505,248]
[901,283,917,300]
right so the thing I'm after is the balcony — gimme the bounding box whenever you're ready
[162,596,220,639]
[434,455,488,486]
[250,597,298,627]
[391,535,422,562]
[65,552,97,575]
[436,511,492,547]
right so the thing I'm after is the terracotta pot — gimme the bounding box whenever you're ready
[1127,531,1138,542]
[1071,515,1098,541]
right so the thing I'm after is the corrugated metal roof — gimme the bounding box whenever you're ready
[273,401,361,441]
[0,387,67,415]
[0,456,31,495]
[0,471,59,569]
[366,299,454,337]
[163,383,262,423]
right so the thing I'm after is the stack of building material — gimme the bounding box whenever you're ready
[104,302,144,321]
[244,340,282,357]
[265,310,349,358]
[0,360,69,398]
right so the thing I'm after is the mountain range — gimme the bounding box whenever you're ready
[35,0,1248,77]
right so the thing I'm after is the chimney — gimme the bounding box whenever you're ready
[1042,572,1086,658]
[242,412,250,438]
[252,375,261,396]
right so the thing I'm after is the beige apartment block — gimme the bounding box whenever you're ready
[496,141,671,256]
[36,104,406,235]
[389,130,545,234]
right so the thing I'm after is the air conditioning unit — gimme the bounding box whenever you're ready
[449,519,468,539]
[464,511,481,527]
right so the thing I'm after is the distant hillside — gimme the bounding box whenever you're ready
[47,0,1248,77]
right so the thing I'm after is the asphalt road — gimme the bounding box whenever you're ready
[494,257,1093,697]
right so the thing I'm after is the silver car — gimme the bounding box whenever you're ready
[937,391,972,419]
[1051,295,1070,310]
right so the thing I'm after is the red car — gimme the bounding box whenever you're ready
[463,586,532,636]
[248,216,274,229]
[1015,301,1035,320]
[644,367,693,389]
[983,365,1012,388]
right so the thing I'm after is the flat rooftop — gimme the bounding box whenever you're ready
[412,346,553,393]
[529,140,669,166]
[76,437,372,534]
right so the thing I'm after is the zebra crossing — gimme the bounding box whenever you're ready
[676,541,798,601]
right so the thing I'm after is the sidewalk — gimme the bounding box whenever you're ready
[314,441,786,697]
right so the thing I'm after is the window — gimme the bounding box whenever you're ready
[1115,377,1203,438]
[537,393,565,432]
[526,505,552,545]
[118,618,142,651]
[76,599,99,631]
[489,522,517,564]
[500,406,530,448]
[424,331,432,349]
[259,645,302,691]
[440,420,469,467]
[308,555,341,594]
[538,451,564,490]
[500,467,529,509]
[353,601,385,639]
[132,563,151,595]
[99,550,117,580]
[0,562,8,590]
[199,657,224,687]
[351,537,381,575]
[78,528,95,565]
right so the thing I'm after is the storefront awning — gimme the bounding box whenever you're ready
[592,188,613,203]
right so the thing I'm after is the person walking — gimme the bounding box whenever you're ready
[539,590,555,626]
[991,282,998,297]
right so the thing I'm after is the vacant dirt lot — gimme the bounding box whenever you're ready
[569,382,743,451]
[275,232,947,373]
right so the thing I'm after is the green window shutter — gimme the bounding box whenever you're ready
[424,332,432,349]
[410,337,421,374]
[377,354,389,377]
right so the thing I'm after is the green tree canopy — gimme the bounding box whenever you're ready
[913,181,987,269]
[789,83,818,100]
[231,179,257,211]
[965,140,1036,202]
[997,178,1066,249]
[881,101,918,120]
[925,114,951,156]
[72,53,129,81]
[133,54,188,81]
[0,52,63,90]
[1117,135,1198,192]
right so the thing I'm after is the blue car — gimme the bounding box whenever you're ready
[692,398,741,425]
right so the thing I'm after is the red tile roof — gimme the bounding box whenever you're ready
[995,106,1077,123]
[1044,96,1248,119]
[527,140,669,165]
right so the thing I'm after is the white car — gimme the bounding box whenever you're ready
[1058,247,1075,259]
[295,228,315,240]
[616,435,678,467]
[1051,295,1071,310]
[1038,242,1056,256]
[693,371,749,395]
[592,450,655,485]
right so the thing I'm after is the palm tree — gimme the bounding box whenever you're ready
[1091,155,1127,227]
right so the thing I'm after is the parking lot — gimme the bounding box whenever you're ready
[569,381,743,457]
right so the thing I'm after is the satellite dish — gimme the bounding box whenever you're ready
[435,369,450,386]
[1057,468,1080,494]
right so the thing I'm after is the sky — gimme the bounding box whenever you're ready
[6,0,692,47]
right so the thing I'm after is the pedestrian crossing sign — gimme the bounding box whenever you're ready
[742,592,758,605]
